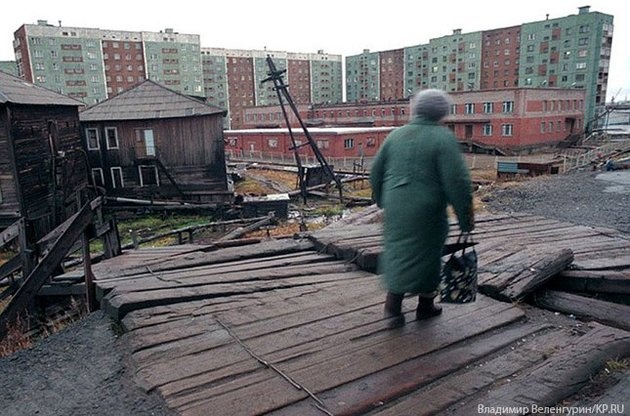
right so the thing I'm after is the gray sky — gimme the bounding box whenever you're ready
[1,0,628,101]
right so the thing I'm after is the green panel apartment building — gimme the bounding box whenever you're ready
[14,22,343,129]
[346,6,613,127]
[13,21,202,105]
[200,48,342,128]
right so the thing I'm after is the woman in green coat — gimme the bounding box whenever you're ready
[370,89,474,328]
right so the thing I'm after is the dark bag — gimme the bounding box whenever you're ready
[440,233,478,303]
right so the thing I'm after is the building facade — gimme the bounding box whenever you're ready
[201,48,342,129]
[79,80,231,202]
[13,22,203,105]
[0,71,88,241]
[239,88,585,154]
[13,21,343,129]
[346,6,613,126]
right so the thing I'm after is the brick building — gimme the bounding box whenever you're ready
[236,87,585,154]
[224,127,394,161]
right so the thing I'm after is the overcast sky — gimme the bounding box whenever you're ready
[1,0,628,101]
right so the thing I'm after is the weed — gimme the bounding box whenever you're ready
[606,358,629,371]
[0,315,32,358]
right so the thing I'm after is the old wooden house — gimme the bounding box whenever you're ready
[0,71,88,241]
[79,80,231,203]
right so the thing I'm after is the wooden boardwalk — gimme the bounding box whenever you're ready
[84,212,629,415]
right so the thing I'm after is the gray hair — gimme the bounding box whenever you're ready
[409,89,452,121]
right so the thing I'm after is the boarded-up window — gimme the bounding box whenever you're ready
[111,167,124,188]
[138,165,159,187]
[105,127,119,149]
[86,128,99,150]
[91,168,104,187]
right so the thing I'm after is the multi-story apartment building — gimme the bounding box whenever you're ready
[13,21,204,105]
[13,21,343,129]
[346,6,613,127]
[201,48,342,129]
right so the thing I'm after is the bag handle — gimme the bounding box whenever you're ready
[455,231,475,255]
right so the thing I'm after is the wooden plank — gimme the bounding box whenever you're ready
[95,238,315,278]
[0,199,96,339]
[443,323,630,416]
[0,218,22,249]
[572,255,630,271]
[479,248,573,301]
[271,323,558,416]
[121,277,382,332]
[94,252,341,299]
[103,270,370,320]
[551,270,630,295]
[171,299,523,415]
[535,290,630,331]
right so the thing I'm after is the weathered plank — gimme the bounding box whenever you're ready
[95,252,341,299]
[535,290,630,331]
[103,270,370,320]
[479,248,574,301]
[550,270,630,295]
[166,298,523,414]
[442,323,630,416]
[270,323,558,416]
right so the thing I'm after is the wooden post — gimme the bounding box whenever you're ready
[131,230,139,249]
[188,229,194,243]
[82,230,96,312]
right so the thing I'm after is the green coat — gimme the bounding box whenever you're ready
[370,116,474,295]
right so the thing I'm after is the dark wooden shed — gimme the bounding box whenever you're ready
[0,71,88,241]
[79,80,231,203]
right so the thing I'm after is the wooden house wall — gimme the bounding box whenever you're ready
[0,106,20,227]
[82,114,228,197]
[3,104,87,238]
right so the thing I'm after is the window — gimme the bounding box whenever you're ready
[464,103,475,114]
[316,140,329,149]
[91,168,105,187]
[105,127,119,149]
[366,137,376,147]
[576,62,587,70]
[502,101,514,113]
[450,104,457,115]
[267,138,278,148]
[483,102,493,113]
[138,165,159,187]
[483,124,493,136]
[111,167,124,188]
[541,122,546,133]
[344,138,354,149]
[86,128,99,150]
[501,124,513,137]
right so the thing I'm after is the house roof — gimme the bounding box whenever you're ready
[0,70,82,106]
[79,79,226,121]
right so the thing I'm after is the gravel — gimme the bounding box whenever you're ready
[0,311,175,416]
[482,169,630,234]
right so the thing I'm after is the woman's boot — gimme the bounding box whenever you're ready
[384,292,405,328]
[416,294,442,320]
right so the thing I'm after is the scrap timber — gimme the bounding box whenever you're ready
[57,208,630,415]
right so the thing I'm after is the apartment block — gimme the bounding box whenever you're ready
[13,21,203,105]
[201,48,342,129]
[346,6,613,127]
